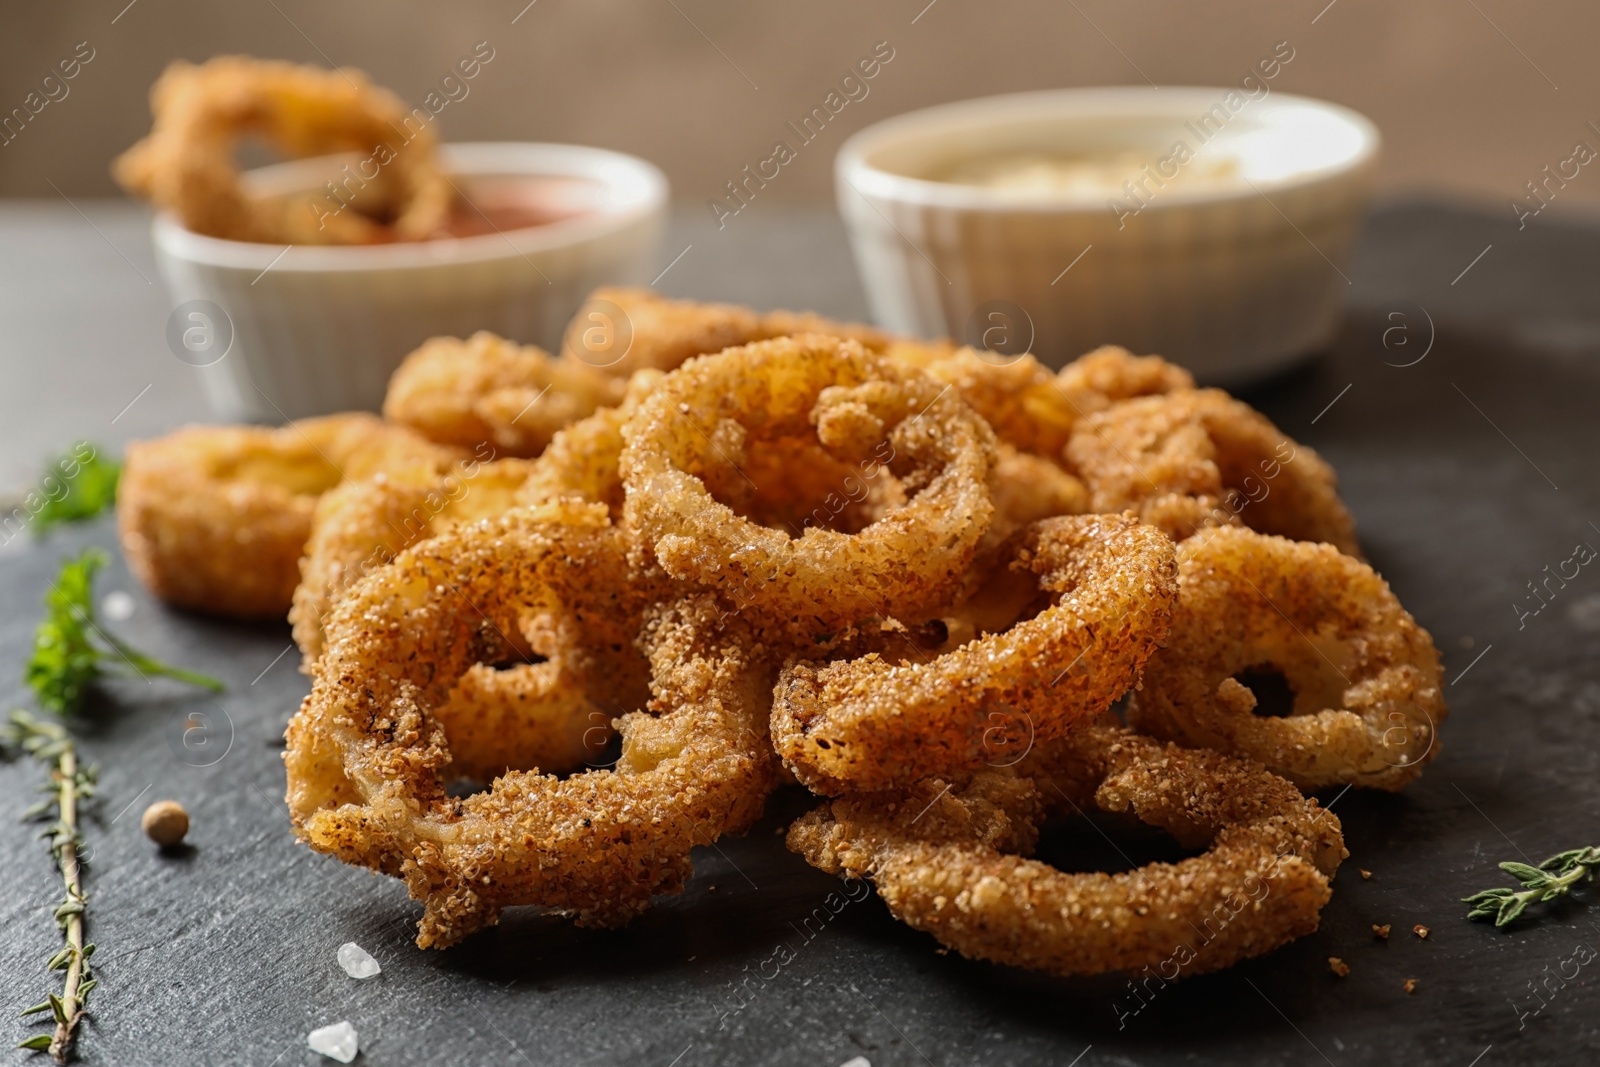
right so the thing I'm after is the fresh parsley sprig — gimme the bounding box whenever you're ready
[26,549,222,714]
[30,444,119,535]
[3,712,97,1062]
[1463,846,1600,927]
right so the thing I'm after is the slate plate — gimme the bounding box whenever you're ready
[2,202,1598,1067]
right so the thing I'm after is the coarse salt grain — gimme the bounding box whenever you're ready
[337,942,381,979]
[307,1020,358,1063]
[101,590,136,621]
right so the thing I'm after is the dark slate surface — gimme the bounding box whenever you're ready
[2,202,1599,1067]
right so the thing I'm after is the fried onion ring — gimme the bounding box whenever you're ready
[1129,527,1446,790]
[772,514,1177,794]
[1066,389,1360,554]
[117,414,454,618]
[988,445,1089,537]
[620,335,997,628]
[560,287,892,377]
[290,456,537,666]
[1056,344,1198,404]
[285,510,779,947]
[113,56,452,245]
[886,343,1195,460]
[516,370,663,517]
[383,332,627,457]
[897,347,1081,458]
[789,722,1346,977]
[293,459,622,777]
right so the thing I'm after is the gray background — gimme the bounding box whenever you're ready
[4,0,1600,208]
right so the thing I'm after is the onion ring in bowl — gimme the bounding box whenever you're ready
[383,332,627,458]
[113,56,452,245]
[117,414,455,618]
[771,514,1177,794]
[1129,526,1446,791]
[285,510,779,948]
[1066,389,1359,554]
[620,335,997,629]
[788,722,1346,977]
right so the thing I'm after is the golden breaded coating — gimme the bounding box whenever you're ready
[789,723,1346,978]
[516,370,663,517]
[772,515,1177,794]
[620,335,997,630]
[1130,527,1447,790]
[560,287,891,377]
[1067,389,1360,554]
[383,331,627,458]
[1056,344,1197,402]
[885,343,1194,460]
[912,348,1083,458]
[117,414,455,618]
[431,649,608,783]
[757,307,893,351]
[114,56,451,244]
[285,510,779,948]
[988,445,1090,538]
[294,459,625,779]
[290,454,536,667]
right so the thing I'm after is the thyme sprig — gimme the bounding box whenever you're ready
[1463,846,1600,927]
[26,548,222,714]
[3,712,97,1062]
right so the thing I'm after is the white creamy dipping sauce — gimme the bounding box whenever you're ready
[935,150,1241,194]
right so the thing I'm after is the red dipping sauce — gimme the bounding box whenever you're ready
[434,175,595,239]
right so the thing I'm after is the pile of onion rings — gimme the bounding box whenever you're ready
[114,285,1444,979]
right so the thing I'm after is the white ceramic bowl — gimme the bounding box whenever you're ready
[153,142,668,423]
[837,88,1379,384]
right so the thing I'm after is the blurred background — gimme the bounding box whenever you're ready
[4,0,1600,217]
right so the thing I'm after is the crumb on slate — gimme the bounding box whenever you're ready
[1329,957,1350,978]
[1403,978,1418,994]
[1413,924,1429,939]
[1373,924,1391,939]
